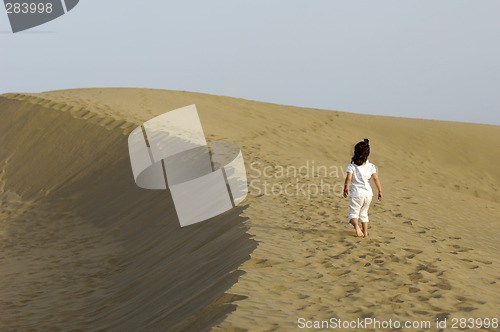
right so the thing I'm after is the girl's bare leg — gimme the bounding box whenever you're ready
[361,222,368,237]
[350,218,364,237]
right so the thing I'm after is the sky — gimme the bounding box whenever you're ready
[1,1,499,125]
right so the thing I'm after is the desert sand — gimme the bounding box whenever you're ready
[0,88,498,331]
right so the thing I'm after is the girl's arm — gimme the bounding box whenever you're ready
[372,173,383,201]
[343,172,352,198]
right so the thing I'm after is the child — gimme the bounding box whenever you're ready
[343,139,383,237]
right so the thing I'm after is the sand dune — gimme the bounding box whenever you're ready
[0,88,499,331]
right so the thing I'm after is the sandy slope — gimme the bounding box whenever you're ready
[0,88,499,331]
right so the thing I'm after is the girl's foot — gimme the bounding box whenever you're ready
[355,225,364,237]
[361,222,368,237]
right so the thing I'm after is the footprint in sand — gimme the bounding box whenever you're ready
[450,244,473,252]
[408,272,424,282]
[389,255,400,263]
[404,248,423,259]
[433,279,452,290]
[416,263,438,274]
[339,269,351,276]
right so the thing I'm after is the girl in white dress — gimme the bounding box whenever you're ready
[343,139,383,237]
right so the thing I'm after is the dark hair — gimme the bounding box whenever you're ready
[351,139,370,166]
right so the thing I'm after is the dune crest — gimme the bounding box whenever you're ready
[0,91,256,331]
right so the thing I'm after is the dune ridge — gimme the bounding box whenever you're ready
[1,88,499,331]
[0,92,257,331]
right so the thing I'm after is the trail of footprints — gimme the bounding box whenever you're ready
[240,162,497,328]
[270,192,496,323]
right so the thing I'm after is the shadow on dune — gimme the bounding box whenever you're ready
[0,95,257,331]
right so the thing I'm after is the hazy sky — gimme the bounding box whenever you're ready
[1,1,499,125]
